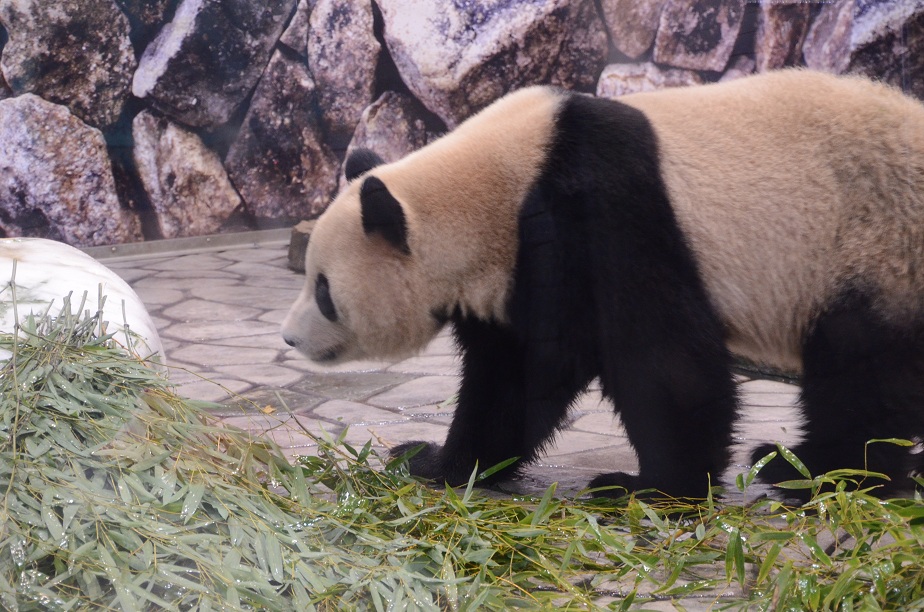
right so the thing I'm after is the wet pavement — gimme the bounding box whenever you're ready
[99,232,803,500]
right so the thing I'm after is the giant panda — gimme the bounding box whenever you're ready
[282,70,924,499]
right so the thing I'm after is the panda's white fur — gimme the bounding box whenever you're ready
[286,72,924,370]
[622,71,924,372]
[282,86,563,362]
[283,70,924,498]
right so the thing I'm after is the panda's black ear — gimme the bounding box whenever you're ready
[360,176,410,255]
[344,148,384,182]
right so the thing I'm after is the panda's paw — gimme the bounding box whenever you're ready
[390,441,455,482]
[588,472,639,498]
[589,472,713,502]
[390,441,443,475]
[390,441,519,487]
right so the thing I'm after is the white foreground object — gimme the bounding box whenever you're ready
[0,238,165,367]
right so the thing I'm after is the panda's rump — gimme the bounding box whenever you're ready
[622,70,924,372]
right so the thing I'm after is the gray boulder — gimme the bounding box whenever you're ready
[850,10,923,100]
[803,0,855,73]
[340,91,435,190]
[377,0,607,127]
[308,0,380,148]
[0,0,136,129]
[596,62,702,98]
[755,3,811,71]
[225,50,338,222]
[805,0,924,100]
[719,56,756,82]
[115,0,173,42]
[133,0,297,128]
[0,25,6,99]
[279,0,311,58]
[653,0,745,72]
[133,111,242,239]
[0,95,140,246]
[599,0,667,59]
[347,92,432,165]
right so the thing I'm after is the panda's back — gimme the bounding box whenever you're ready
[620,70,924,371]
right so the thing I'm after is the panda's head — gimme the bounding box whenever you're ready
[282,87,562,363]
[281,149,447,363]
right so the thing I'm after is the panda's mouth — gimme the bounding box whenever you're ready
[313,344,345,363]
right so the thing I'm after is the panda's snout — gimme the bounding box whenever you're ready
[279,324,298,347]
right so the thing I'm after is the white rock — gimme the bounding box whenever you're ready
[0,238,165,368]
[804,0,924,73]
[852,0,924,50]
[131,0,203,100]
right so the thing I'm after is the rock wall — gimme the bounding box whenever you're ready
[0,0,921,246]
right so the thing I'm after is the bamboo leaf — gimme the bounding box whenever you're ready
[181,482,206,522]
[530,483,558,526]
[799,532,832,567]
[756,542,781,585]
[6,298,924,610]
[776,444,812,478]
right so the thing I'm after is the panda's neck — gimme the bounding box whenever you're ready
[380,88,564,324]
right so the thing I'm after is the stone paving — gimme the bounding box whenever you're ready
[101,235,803,501]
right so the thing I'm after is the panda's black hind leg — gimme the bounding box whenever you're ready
[753,291,924,498]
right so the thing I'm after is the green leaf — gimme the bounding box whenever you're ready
[776,443,811,478]
[264,533,285,584]
[799,532,832,567]
[725,527,747,587]
[181,482,206,522]
[529,483,558,526]
[750,530,796,542]
[866,438,915,447]
[756,542,781,585]
[476,456,519,482]
[41,504,65,542]
[773,479,816,490]
[745,449,778,489]
[10,296,924,611]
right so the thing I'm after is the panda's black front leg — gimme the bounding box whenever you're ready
[392,316,588,486]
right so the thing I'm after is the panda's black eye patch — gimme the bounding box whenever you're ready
[315,274,337,322]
